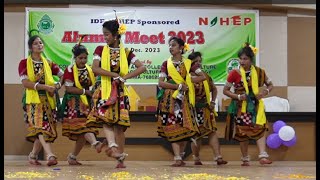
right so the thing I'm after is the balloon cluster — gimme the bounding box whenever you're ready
[266,120,297,149]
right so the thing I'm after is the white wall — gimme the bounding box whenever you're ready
[259,16,288,86]
[4,12,25,84]
[272,4,316,10]
[288,87,316,112]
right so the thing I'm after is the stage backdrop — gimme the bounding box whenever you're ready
[26,7,259,84]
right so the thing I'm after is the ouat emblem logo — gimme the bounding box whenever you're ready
[37,14,55,35]
[227,58,240,73]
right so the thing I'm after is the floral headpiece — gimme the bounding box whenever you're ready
[243,43,258,55]
[184,43,190,52]
[249,45,258,55]
[114,10,127,35]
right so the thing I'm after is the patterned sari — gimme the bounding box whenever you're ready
[194,72,217,139]
[18,58,62,143]
[60,65,99,141]
[225,67,270,141]
[87,46,136,129]
[156,59,200,142]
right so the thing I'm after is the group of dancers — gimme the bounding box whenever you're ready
[18,16,273,168]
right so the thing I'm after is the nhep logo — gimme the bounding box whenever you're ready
[226,58,240,73]
[37,14,55,35]
[199,16,252,27]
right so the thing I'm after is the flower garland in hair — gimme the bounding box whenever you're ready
[118,23,127,35]
[114,10,127,35]
[249,45,258,55]
[243,43,258,55]
[184,43,190,52]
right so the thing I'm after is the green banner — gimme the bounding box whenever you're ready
[27,8,258,84]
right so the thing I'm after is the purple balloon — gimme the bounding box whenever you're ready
[267,133,283,149]
[273,120,286,133]
[282,135,297,147]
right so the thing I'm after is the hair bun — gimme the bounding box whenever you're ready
[242,42,258,55]
[243,42,250,47]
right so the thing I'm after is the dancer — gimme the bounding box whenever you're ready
[87,18,146,168]
[18,35,63,166]
[186,51,228,165]
[223,43,273,166]
[156,37,206,166]
[60,36,105,165]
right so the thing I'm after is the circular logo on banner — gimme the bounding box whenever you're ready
[226,58,240,73]
[37,14,55,35]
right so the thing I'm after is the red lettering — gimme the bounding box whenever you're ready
[195,31,205,44]
[140,35,149,44]
[232,16,241,25]
[220,17,229,25]
[186,31,195,44]
[81,35,89,43]
[72,31,79,43]
[244,18,252,25]
[61,31,106,43]
[125,31,167,44]
[149,35,158,44]
[177,31,186,42]
[199,17,208,25]
[89,34,104,43]
[125,31,140,44]
[158,32,165,44]
[61,31,73,42]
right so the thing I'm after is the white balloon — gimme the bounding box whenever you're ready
[278,126,295,141]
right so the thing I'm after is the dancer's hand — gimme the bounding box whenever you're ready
[237,94,246,101]
[45,86,55,96]
[54,82,61,90]
[208,101,216,110]
[85,90,93,97]
[181,83,188,91]
[256,91,267,100]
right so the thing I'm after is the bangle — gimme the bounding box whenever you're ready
[82,89,86,95]
[34,82,39,90]
[265,88,270,95]
[237,94,241,100]
[178,84,182,91]
[119,77,126,82]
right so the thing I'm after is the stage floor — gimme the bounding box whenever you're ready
[4,161,316,180]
